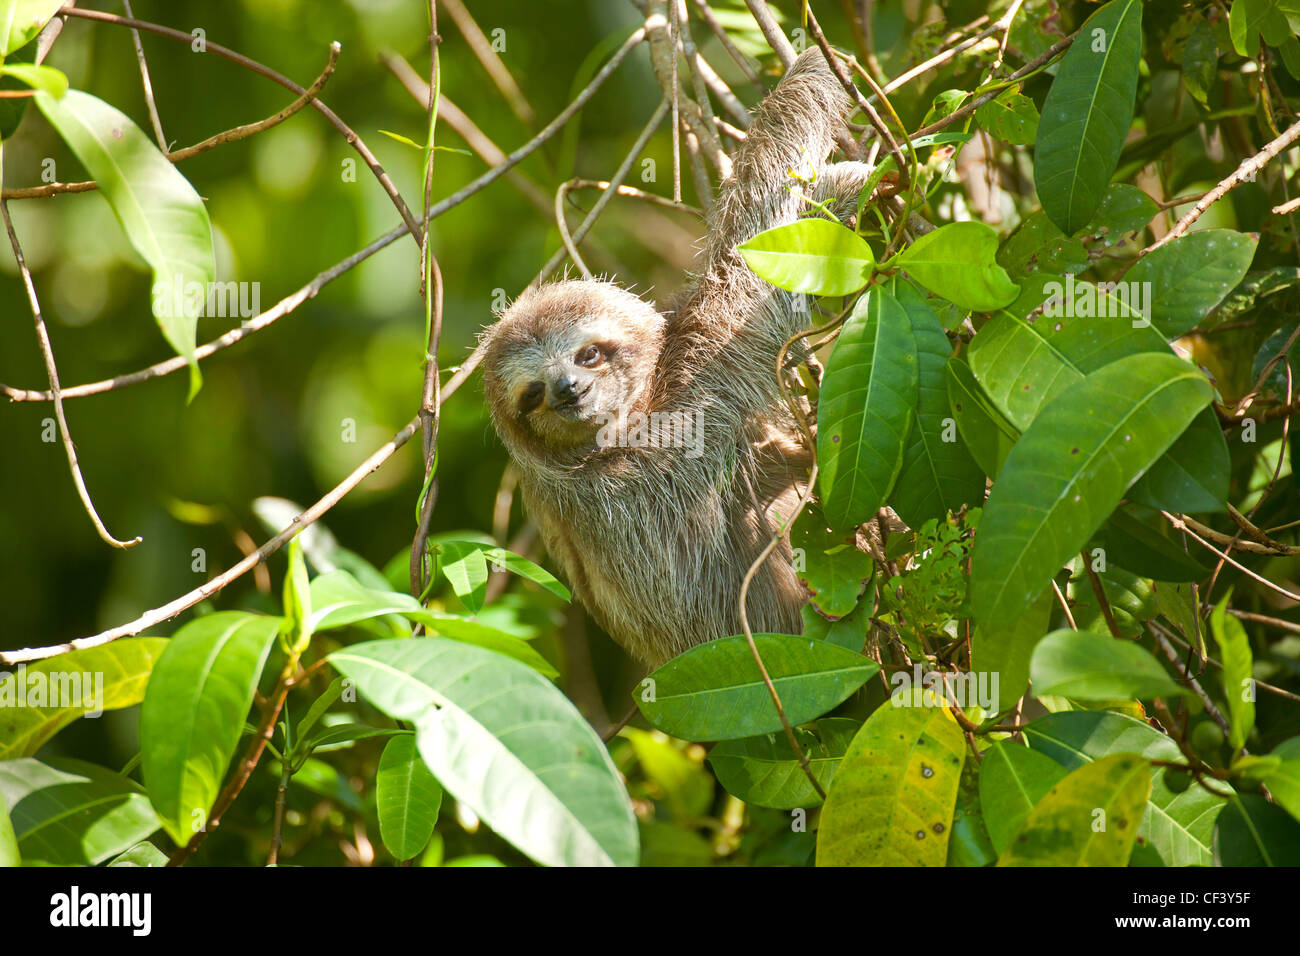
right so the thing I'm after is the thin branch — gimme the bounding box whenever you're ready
[743,0,795,68]
[1142,118,1300,256]
[440,0,535,126]
[1081,551,1123,640]
[540,99,673,283]
[1,197,140,549]
[4,30,647,402]
[1163,511,1300,604]
[61,6,422,241]
[690,0,764,93]
[121,0,168,151]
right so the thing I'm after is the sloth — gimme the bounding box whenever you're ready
[480,50,870,667]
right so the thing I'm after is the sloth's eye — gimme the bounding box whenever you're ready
[576,344,603,368]
[518,381,545,414]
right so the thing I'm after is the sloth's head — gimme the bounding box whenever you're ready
[481,280,665,451]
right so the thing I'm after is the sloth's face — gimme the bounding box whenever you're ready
[483,280,665,449]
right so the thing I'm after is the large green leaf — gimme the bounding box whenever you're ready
[707,717,858,810]
[1096,505,1213,582]
[140,611,281,845]
[1214,794,1300,866]
[996,753,1150,865]
[816,689,966,866]
[978,740,1068,855]
[636,634,877,741]
[34,90,215,396]
[0,757,160,865]
[970,353,1213,631]
[891,222,1019,311]
[1029,629,1189,701]
[1263,738,1300,824]
[1125,230,1258,338]
[969,299,1228,513]
[888,279,984,528]
[0,0,64,55]
[1034,0,1143,233]
[309,569,557,677]
[945,358,1018,479]
[0,637,168,758]
[1211,594,1255,751]
[1024,710,1228,866]
[817,288,918,530]
[791,510,873,620]
[738,218,875,296]
[329,638,638,867]
[970,586,1053,713]
[375,734,442,862]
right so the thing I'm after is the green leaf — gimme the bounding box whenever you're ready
[329,638,638,867]
[947,762,997,867]
[282,536,312,654]
[801,601,872,651]
[622,728,715,820]
[302,723,407,754]
[1072,183,1160,242]
[0,62,65,95]
[996,753,1150,865]
[817,288,918,530]
[1210,594,1255,751]
[0,788,18,866]
[970,586,1053,713]
[107,841,168,867]
[707,717,858,809]
[945,358,1018,479]
[375,734,442,861]
[1214,794,1300,866]
[1098,505,1213,582]
[791,509,873,619]
[970,353,1213,631]
[1181,17,1218,106]
[1263,738,1300,824]
[34,90,215,396]
[979,741,1068,855]
[892,222,1020,311]
[1024,710,1228,866]
[888,279,984,528]
[0,0,64,55]
[0,637,168,758]
[635,634,878,741]
[974,87,1039,145]
[478,545,571,602]
[0,757,160,865]
[436,540,490,612]
[1034,0,1144,233]
[1125,230,1258,338]
[140,612,281,845]
[1128,408,1229,514]
[816,689,966,866]
[1029,629,1189,701]
[738,217,875,296]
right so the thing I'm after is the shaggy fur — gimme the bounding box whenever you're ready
[480,51,867,667]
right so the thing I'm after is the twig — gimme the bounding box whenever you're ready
[0,197,141,549]
[440,0,535,126]
[1051,578,1077,629]
[62,7,422,241]
[690,0,764,93]
[0,415,421,664]
[2,42,342,199]
[1142,118,1300,256]
[1081,551,1123,639]
[121,0,168,151]
[1163,511,1300,604]
[743,0,795,68]
[4,30,647,402]
[543,100,673,282]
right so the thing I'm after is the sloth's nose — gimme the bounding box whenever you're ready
[552,374,580,401]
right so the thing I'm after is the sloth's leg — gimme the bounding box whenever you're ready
[811,160,875,218]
